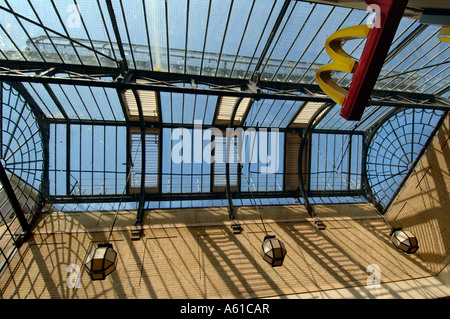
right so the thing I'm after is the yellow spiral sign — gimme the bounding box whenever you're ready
[316,25,370,106]
[439,26,450,43]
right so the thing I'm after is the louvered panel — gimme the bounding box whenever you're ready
[215,96,252,126]
[290,102,325,128]
[123,81,159,122]
[129,128,160,194]
[213,135,239,192]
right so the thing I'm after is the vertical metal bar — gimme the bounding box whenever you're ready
[200,0,212,75]
[184,0,189,74]
[158,127,162,194]
[230,0,255,77]
[164,0,170,72]
[133,90,146,223]
[252,0,291,77]
[91,124,94,194]
[97,0,118,62]
[106,0,128,70]
[214,0,234,77]
[103,125,106,194]
[0,82,3,147]
[126,126,131,193]
[78,124,82,193]
[226,97,243,221]
[73,0,102,66]
[118,0,137,69]
[347,134,352,191]
[66,123,71,195]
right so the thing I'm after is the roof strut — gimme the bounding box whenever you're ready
[133,89,146,230]
[105,0,129,72]
[298,103,334,230]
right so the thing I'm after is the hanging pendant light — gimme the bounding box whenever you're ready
[84,243,118,280]
[84,133,143,281]
[390,228,419,254]
[261,235,287,267]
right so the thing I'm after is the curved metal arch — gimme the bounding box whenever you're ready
[1,83,46,237]
[132,89,147,225]
[6,81,50,198]
[361,106,406,212]
[297,102,334,227]
[362,107,447,212]
[1,83,45,191]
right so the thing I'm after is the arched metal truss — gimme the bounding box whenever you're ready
[0,82,46,273]
[1,83,45,194]
[363,108,447,211]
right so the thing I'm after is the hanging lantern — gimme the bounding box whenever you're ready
[261,235,287,267]
[391,228,419,254]
[85,243,118,280]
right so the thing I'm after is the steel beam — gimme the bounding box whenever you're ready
[298,103,335,228]
[1,60,448,110]
[132,89,147,225]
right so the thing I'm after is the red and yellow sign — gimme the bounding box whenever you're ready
[316,0,408,121]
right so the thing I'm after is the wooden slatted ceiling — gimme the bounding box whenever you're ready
[215,96,252,126]
[123,80,159,122]
[290,102,326,128]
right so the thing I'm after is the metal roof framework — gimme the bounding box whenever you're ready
[0,0,449,238]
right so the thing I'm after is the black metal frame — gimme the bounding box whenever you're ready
[1,61,448,111]
[0,0,448,227]
[362,108,448,212]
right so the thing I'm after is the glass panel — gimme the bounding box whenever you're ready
[21,83,62,118]
[68,124,127,196]
[130,132,159,189]
[0,1,38,61]
[240,130,284,192]
[245,99,303,128]
[162,128,211,193]
[143,0,169,71]
[366,109,444,208]
[377,24,449,94]
[160,89,218,125]
[309,133,362,191]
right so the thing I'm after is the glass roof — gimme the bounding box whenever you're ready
[1,1,448,96]
[0,0,448,214]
